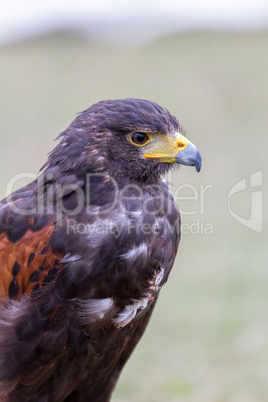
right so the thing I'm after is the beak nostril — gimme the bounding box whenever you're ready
[177,142,187,149]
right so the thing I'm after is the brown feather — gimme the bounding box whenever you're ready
[0,223,63,300]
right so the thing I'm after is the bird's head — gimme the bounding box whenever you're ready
[46,98,202,183]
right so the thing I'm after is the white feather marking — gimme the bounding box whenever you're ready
[113,267,166,329]
[96,156,105,162]
[113,299,149,329]
[87,205,100,215]
[154,267,165,287]
[86,215,127,242]
[121,243,148,264]
[78,298,114,325]
[61,253,81,263]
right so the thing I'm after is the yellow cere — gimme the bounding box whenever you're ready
[143,132,189,162]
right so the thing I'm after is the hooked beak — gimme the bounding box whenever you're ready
[142,131,202,172]
[175,134,202,172]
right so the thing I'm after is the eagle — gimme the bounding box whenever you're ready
[0,98,201,401]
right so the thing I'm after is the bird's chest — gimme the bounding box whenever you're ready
[100,186,180,301]
[64,183,180,323]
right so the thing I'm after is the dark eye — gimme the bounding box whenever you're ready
[130,132,150,145]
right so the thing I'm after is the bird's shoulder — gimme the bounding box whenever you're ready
[0,180,64,301]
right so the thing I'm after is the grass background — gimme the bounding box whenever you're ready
[0,31,267,401]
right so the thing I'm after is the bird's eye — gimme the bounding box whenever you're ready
[130,132,150,146]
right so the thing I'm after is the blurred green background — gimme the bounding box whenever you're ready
[0,31,267,401]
